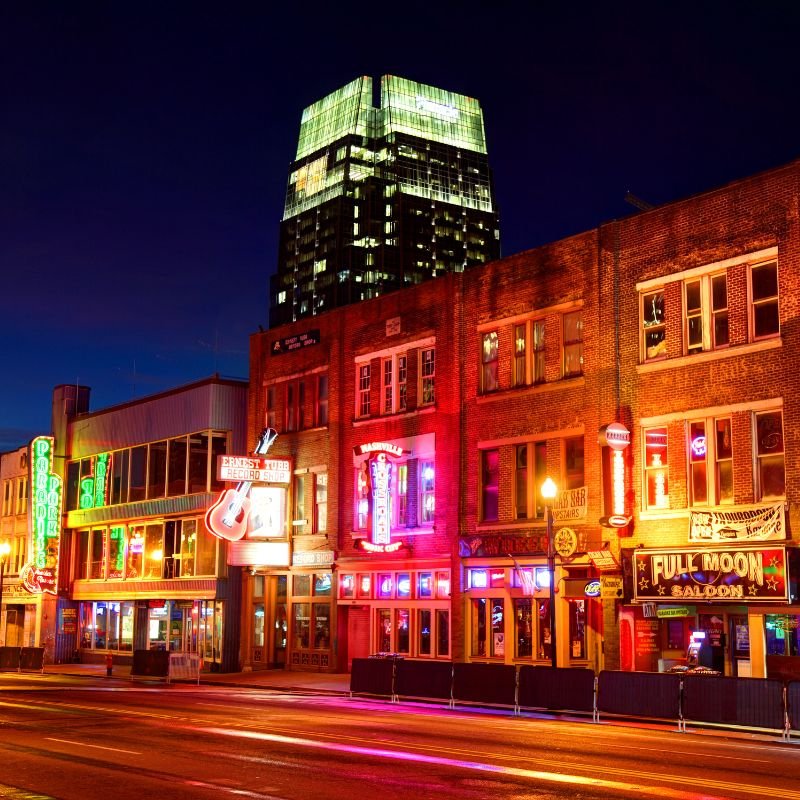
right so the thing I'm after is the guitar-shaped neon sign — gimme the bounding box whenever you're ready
[205,428,278,542]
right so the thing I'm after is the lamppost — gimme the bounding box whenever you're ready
[540,477,558,668]
[0,541,11,646]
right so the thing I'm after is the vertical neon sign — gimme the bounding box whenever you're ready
[369,453,392,545]
[599,422,631,528]
[24,436,63,594]
[94,453,110,507]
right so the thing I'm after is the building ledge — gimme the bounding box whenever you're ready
[476,376,585,403]
[636,337,781,375]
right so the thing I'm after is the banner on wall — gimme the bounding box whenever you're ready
[688,503,785,543]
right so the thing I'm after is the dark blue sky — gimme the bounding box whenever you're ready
[3,2,800,450]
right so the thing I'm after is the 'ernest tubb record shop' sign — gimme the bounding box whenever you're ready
[633,546,788,602]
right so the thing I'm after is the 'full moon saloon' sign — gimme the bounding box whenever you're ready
[633,546,787,602]
[23,436,63,594]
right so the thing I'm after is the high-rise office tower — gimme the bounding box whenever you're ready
[269,75,500,326]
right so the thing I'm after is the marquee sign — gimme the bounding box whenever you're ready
[24,436,63,594]
[354,441,406,550]
[689,503,785,543]
[633,546,788,602]
[216,455,291,484]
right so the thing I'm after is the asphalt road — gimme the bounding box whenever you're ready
[0,673,798,800]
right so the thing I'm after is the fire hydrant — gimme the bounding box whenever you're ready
[105,653,113,677]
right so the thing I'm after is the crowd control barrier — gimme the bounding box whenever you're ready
[452,662,517,708]
[350,657,395,698]
[349,660,798,738]
[787,681,800,734]
[168,652,201,684]
[394,659,453,703]
[0,646,44,673]
[131,649,170,680]
[597,670,681,722]
[518,666,596,717]
[682,675,784,733]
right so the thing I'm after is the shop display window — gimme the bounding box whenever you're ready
[766,615,800,656]
[418,609,432,655]
[471,597,504,658]
[377,573,393,598]
[340,574,354,598]
[569,600,586,660]
[418,572,433,598]
[396,609,410,653]
[514,598,533,658]
[357,574,371,599]
[397,573,411,598]
[436,609,450,656]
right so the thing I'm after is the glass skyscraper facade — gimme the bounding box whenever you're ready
[270,75,500,326]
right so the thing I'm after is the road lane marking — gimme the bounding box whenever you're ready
[203,725,800,800]
[45,737,141,755]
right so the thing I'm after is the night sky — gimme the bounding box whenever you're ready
[3,3,800,451]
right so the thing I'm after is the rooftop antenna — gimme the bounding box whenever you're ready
[624,191,654,211]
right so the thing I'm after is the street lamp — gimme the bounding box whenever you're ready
[540,477,558,669]
[0,541,11,646]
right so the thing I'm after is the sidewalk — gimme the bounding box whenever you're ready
[42,662,351,694]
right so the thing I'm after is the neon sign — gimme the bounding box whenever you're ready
[691,436,706,458]
[370,453,392,544]
[601,422,631,528]
[354,442,405,458]
[94,453,109,507]
[24,436,63,594]
[79,476,95,509]
[357,540,403,553]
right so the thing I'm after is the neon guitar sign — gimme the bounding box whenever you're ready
[205,428,278,541]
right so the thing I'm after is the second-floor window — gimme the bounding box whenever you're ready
[642,290,666,361]
[420,348,435,405]
[316,374,329,427]
[755,409,785,500]
[688,417,733,506]
[562,311,583,377]
[481,332,499,392]
[750,261,779,339]
[481,449,499,522]
[643,427,669,510]
[358,364,371,417]
[315,472,327,534]
[683,273,729,355]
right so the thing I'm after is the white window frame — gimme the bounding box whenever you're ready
[754,409,785,501]
[748,260,780,341]
[420,347,435,406]
[357,363,371,418]
[643,426,670,510]
[562,310,583,378]
[687,416,734,507]
[682,272,729,355]
[641,289,667,362]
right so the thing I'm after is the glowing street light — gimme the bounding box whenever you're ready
[540,477,558,669]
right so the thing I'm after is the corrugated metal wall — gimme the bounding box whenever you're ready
[68,380,247,458]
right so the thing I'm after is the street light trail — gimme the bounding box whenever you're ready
[203,725,753,800]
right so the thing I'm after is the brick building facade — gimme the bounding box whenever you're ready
[249,158,800,677]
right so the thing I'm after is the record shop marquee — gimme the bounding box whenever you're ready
[633,546,788,603]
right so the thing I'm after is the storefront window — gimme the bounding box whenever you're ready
[357,574,371,599]
[181,519,197,577]
[419,609,431,655]
[127,525,144,578]
[196,521,217,576]
[313,574,332,596]
[120,602,134,651]
[569,600,586,660]
[313,603,330,649]
[340,574,354,598]
[537,598,552,660]
[293,603,310,649]
[146,604,167,649]
[90,528,105,579]
[766,614,800,656]
[418,572,433,598]
[378,609,392,652]
[397,573,411,598]
[436,571,450,598]
[436,609,450,656]
[515,598,533,658]
[107,602,120,650]
[144,523,163,579]
[94,602,107,648]
[396,609,410,654]
[377,573,393,598]
[253,604,265,647]
[294,574,311,596]
[108,526,125,579]
[471,598,504,658]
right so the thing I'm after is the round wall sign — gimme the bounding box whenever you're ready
[553,527,578,558]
